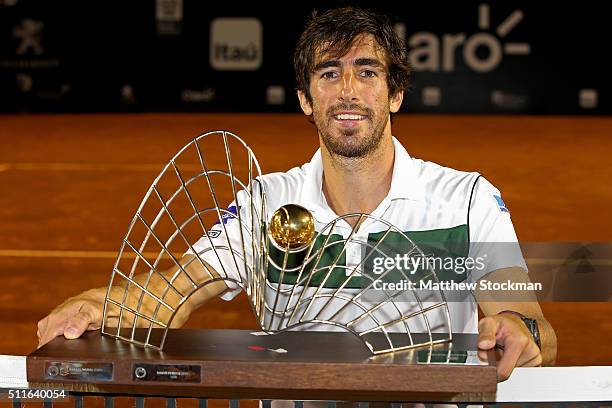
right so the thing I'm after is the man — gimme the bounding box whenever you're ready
[37,6,556,381]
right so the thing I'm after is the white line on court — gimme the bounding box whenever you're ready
[0,249,175,259]
[0,163,204,172]
[0,250,610,265]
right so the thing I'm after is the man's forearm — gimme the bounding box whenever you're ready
[106,255,228,328]
[37,255,229,347]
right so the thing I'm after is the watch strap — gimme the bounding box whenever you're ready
[498,310,541,350]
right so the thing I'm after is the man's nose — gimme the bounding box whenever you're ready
[339,71,358,100]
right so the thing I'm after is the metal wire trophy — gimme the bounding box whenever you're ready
[101,131,453,355]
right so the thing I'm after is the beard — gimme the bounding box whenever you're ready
[314,102,389,158]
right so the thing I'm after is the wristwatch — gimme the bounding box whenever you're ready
[498,310,541,350]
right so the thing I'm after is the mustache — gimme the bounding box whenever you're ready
[327,103,372,118]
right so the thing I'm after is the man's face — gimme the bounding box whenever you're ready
[298,34,403,158]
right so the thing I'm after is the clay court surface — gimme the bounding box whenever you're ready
[1,113,611,365]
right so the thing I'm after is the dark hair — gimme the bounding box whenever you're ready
[293,6,412,107]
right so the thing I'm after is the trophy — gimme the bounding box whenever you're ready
[100,131,454,354]
[27,131,496,403]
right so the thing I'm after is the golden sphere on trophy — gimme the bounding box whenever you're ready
[268,204,315,251]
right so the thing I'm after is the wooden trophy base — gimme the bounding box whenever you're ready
[27,329,497,402]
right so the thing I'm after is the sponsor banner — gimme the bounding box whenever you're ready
[210,18,262,71]
[0,1,608,113]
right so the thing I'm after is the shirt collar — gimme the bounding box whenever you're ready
[299,137,425,222]
[388,136,426,201]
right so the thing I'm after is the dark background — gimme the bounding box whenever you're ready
[0,0,608,114]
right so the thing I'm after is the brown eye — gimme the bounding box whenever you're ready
[360,70,376,78]
[322,71,338,80]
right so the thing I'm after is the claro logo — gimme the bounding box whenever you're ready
[406,4,530,73]
[210,18,262,71]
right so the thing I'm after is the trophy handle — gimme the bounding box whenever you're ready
[102,131,267,349]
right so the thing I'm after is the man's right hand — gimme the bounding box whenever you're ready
[36,287,106,349]
[36,257,228,349]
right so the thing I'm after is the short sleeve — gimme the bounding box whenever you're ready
[189,188,258,301]
[466,176,527,282]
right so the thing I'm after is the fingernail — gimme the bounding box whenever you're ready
[65,327,79,336]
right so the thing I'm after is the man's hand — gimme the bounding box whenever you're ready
[37,288,106,349]
[475,267,557,380]
[477,314,542,381]
[36,256,229,349]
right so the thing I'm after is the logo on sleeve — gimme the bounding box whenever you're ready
[202,229,222,238]
[493,195,509,213]
[215,205,239,225]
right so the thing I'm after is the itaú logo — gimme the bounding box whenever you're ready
[407,4,530,73]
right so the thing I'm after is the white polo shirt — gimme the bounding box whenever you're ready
[192,137,526,334]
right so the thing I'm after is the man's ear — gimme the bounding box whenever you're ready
[389,90,404,113]
[297,90,313,116]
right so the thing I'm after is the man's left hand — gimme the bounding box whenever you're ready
[477,314,542,381]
